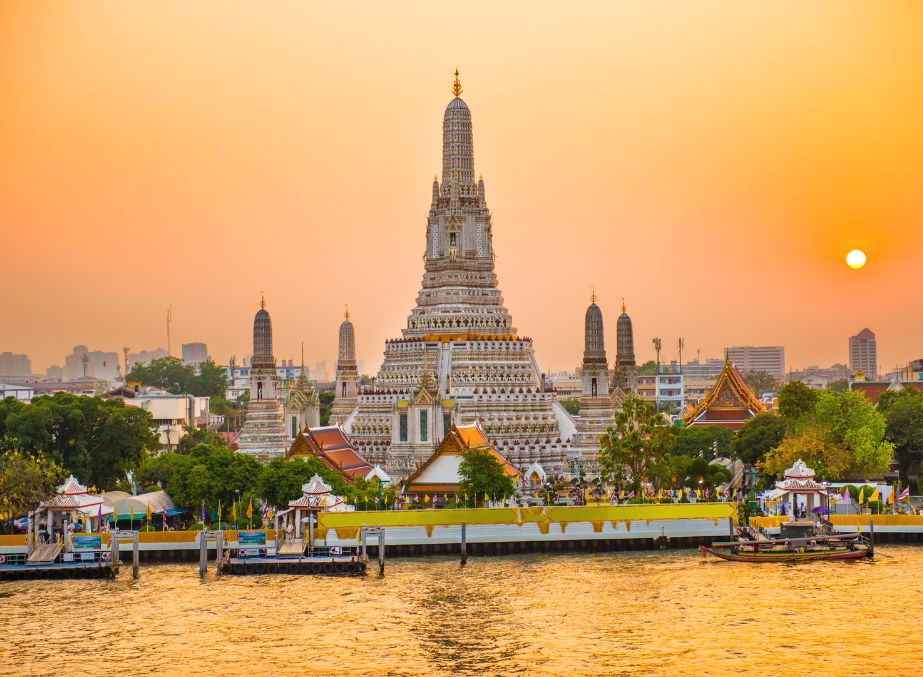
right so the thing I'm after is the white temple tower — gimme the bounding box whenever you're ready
[330,306,359,425]
[344,72,574,478]
[571,293,615,471]
[613,300,637,394]
[236,295,289,460]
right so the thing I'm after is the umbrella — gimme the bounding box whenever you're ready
[811,505,830,514]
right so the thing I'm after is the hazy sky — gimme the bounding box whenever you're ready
[2,1,922,376]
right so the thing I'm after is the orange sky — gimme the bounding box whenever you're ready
[2,1,922,376]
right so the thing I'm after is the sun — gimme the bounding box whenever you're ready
[846,249,867,269]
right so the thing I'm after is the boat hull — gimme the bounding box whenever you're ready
[702,546,871,563]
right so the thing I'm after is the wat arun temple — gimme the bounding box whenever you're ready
[337,73,578,479]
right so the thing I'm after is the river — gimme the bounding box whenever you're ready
[2,547,921,675]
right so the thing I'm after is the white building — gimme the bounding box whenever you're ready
[127,348,170,370]
[64,345,120,382]
[724,346,785,380]
[849,328,878,379]
[0,352,32,380]
[182,342,209,366]
[110,387,214,451]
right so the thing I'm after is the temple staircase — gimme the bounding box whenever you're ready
[27,543,63,564]
[277,537,306,557]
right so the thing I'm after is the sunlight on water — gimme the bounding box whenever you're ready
[2,548,922,675]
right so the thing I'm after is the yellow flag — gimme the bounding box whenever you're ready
[484,493,490,503]
[218,500,222,520]
[246,499,253,519]
[424,494,431,503]
[887,489,894,505]
[869,488,879,503]
[232,502,237,520]
[146,501,151,522]
[857,487,865,504]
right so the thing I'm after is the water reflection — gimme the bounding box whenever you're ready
[0,548,921,675]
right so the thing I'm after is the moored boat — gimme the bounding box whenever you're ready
[701,530,873,563]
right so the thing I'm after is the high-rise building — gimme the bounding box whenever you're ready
[724,346,785,380]
[849,328,878,379]
[64,345,120,382]
[0,352,32,379]
[236,296,289,460]
[343,72,573,478]
[182,342,209,366]
[127,348,170,371]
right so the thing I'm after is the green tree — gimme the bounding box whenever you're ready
[742,370,781,397]
[877,388,923,479]
[0,394,158,489]
[599,395,671,488]
[126,357,195,394]
[176,425,229,454]
[458,448,516,499]
[761,429,852,479]
[732,413,787,465]
[559,399,581,416]
[778,381,817,429]
[670,425,734,458]
[814,389,892,477]
[255,456,345,509]
[191,359,228,398]
[827,379,849,392]
[319,391,335,425]
[0,450,64,529]
[144,443,261,510]
[637,360,657,376]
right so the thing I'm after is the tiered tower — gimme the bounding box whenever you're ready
[330,306,359,425]
[612,300,637,395]
[237,296,289,460]
[343,72,574,478]
[284,345,320,440]
[570,294,615,470]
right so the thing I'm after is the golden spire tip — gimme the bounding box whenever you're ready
[452,69,462,98]
[621,297,626,313]
[591,287,596,304]
[344,304,350,321]
[260,291,266,309]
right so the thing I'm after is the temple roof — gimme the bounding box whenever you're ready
[402,421,519,492]
[57,475,88,495]
[286,425,373,479]
[682,360,763,427]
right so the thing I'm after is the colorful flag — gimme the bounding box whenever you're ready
[869,488,880,502]
[843,487,851,502]
[201,500,206,524]
[246,499,253,519]
[899,487,910,501]
[231,502,237,521]
[146,501,152,522]
[887,489,894,505]
[424,494,431,503]
[262,502,269,520]
[217,500,222,521]
[857,487,864,504]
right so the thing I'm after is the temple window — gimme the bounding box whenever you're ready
[399,413,408,442]
[420,410,428,442]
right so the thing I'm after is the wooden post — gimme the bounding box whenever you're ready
[460,522,467,566]
[199,531,207,578]
[307,511,314,555]
[111,532,120,575]
[216,532,224,575]
[378,526,385,576]
[869,520,875,555]
[132,532,140,579]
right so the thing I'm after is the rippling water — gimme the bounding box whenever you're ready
[2,547,922,675]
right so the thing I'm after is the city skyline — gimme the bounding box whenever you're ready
[2,3,922,375]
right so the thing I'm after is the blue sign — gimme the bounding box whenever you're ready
[74,535,102,550]
[238,531,266,546]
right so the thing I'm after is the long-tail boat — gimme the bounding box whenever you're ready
[700,529,874,563]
